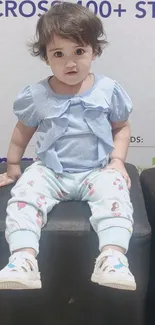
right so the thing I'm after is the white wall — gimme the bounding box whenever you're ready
[0,0,155,171]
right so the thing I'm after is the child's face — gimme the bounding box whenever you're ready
[46,34,96,86]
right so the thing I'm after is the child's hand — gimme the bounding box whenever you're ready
[0,164,22,187]
[0,173,16,187]
[105,158,131,190]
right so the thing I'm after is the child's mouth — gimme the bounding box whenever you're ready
[66,71,77,75]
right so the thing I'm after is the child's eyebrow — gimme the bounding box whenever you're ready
[49,45,86,52]
[49,48,63,52]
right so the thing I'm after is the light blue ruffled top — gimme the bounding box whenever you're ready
[13,74,132,173]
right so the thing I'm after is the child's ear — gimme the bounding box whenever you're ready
[44,56,49,65]
[92,49,98,60]
[92,53,97,61]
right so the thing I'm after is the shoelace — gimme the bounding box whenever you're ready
[8,254,36,273]
[95,253,128,273]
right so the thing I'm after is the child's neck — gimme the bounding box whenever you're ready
[49,73,94,96]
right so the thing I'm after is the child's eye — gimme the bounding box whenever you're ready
[54,51,63,58]
[75,48,85,55]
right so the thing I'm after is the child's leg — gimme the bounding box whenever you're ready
[80,168,136,290]
[0,161,70,290]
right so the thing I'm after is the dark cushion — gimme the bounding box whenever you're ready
[140,168,155,325]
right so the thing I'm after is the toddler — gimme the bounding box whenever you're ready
[0,2,136,291]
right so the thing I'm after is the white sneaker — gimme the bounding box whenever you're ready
[0,251,41,290]
[91,249,136,291]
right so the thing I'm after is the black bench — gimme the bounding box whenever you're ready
[0,162,151,325]
[140,168,155,325]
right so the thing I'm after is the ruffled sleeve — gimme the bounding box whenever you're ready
[108,82,133,122]
[13,86,39,127]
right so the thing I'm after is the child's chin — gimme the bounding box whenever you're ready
[64,75,84,86]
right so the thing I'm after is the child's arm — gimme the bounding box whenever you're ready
[110,120,130,162]
[106,120,131,189]
[0,121,37,187]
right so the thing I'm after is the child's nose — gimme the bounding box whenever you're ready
[65,59,76,68]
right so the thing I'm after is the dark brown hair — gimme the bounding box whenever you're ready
[29,2,107,60]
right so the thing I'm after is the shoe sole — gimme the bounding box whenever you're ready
[91,274,136,291]
[0,279,42,290]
